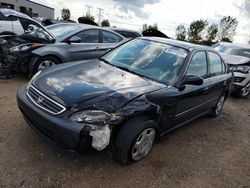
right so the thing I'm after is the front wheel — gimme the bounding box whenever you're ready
[32,56,60,75]
[235,82,250,98]
[114,116,157,165]
[210,95,225,117]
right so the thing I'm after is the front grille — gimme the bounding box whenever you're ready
[27,85,66,115]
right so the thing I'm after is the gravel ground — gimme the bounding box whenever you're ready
[0,75,250,188]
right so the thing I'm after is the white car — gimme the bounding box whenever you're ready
[0,8,40,35]
[214,42,250,97]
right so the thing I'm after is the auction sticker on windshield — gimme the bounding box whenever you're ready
[165,48,187,58]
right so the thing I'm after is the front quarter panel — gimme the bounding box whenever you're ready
[31,44,70,62]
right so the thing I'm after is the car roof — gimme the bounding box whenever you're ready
[47,23,126,40]
[47,23,126,38]
[141,37,213,51]
[216,42,250,49]
[107,27,142,34]
[0,8,31,20]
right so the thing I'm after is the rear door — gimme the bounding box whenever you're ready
[206,51,228,108]
[65,29,103,61]
[173,51,211,127]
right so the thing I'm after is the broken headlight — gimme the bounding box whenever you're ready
[230,65,250,74]
[10,43,45,52]
[69,110,121,125]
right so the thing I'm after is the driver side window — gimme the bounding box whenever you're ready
[187,51,207,78]
[74,29,100,43]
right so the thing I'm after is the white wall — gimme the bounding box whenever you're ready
[0,0,54,19]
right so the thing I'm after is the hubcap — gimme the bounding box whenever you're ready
[216,96,225,115]
[131,128,155,161]
[241,82,250,97]
[38,60,56,71]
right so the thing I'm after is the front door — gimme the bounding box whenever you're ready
[66,29,103,61]
[173,51,211,127]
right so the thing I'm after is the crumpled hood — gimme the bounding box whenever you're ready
[220,53,250,65]
[32,60,165,112]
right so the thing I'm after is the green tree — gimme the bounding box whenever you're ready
[175,24,186,41]
[219,16,238,41]
[188,19,208,43]
[142,23,158,32]
[148,23,158,30]
[86,13,95,21]
[142,24,148,32]
[206,24,218,42]
[101,19,110,27]
[61,8,70,21]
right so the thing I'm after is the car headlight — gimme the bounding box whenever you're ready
[10,43,44,52]
[230,66,250,74]
[26,70,42,90]
[69,110,122,126]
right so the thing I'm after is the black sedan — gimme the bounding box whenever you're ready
[17,38,233,165]
[2,23,127,75]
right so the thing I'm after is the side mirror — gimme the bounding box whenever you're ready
[181,75,203,86]
[66,36,81,44]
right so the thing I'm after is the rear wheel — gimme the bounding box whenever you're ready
[210,95,225,117]
[114,116,157,165]
[32,56,60,74]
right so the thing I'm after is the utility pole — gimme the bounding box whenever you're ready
[97,8,103,26]
[85,5,92,17]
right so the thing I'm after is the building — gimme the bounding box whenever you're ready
[0,0,54,19]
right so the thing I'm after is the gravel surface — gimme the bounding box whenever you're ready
[0,75,250,188]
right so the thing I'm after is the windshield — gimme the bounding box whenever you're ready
[214,44,250,58]
[46,24,79,39]
[101,39,188,84]
[25,27,54,41]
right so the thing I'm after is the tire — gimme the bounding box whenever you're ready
[210,94,225,118]
[114,116,157,165]
[234,82,250,98]
[32,56,60,75]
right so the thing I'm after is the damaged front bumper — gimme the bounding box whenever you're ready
[17,85,111,152]
[0,43,31,78]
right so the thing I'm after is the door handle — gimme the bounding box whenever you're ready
[202,87,209,94]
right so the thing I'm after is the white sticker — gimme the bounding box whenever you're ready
[165,48,187,58]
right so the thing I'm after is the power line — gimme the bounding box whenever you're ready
[97,8,104,25]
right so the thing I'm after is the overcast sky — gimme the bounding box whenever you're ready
[32,0,250,44]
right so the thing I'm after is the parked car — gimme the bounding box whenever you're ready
[1,23,127,76]
[17,38,233,165]
[0,8,43,35]
[107,27,142,39]
[214,42,250,97]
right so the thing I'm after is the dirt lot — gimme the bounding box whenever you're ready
[0,75,250,188]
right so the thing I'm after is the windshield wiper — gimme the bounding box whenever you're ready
[99,57,110,64]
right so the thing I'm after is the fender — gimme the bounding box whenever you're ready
[31,44,70,63]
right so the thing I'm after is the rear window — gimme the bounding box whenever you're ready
[102,31,121,43]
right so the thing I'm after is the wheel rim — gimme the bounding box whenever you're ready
[241,82,250,97]
[37,60,56,71]
[131,128,155,161]
[215,96,225,115]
